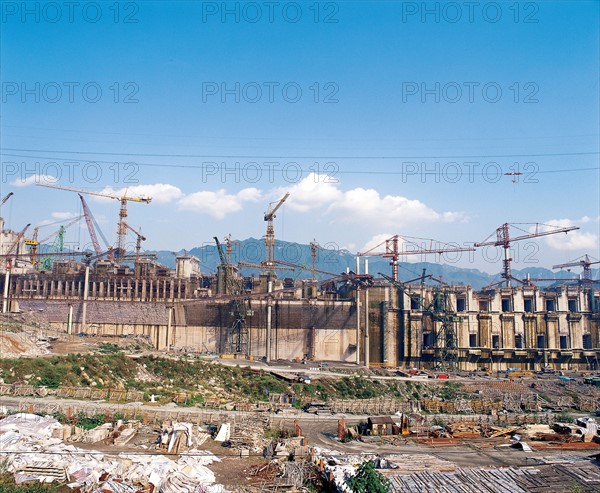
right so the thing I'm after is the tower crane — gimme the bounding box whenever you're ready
[475,222,579,288]
[224,234,241,264]
[553,255,600,288]
[263,192,290,275]
[214,236,251,354]
[358,235,475,282]
[124,222,146,273]
[380,271,461,371]
[37,184,151,258]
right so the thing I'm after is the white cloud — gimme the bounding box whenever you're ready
[275,173,342,212]
[537,218,599,251]
[272,173,461,229]
[178,188,262,219]
[358,233,394,254]
[11,174,58,187]
[51,211,79,221]
[96,184,183,204]
[328,187,461,227]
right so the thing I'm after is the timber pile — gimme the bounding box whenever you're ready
[384,454,456,474]
[484,426,520,438]
[445,421,483,437]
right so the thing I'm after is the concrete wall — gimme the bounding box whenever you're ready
[9,277,600,371]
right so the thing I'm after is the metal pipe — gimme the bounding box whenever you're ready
[81,265,90,332]
[364,258,369,368]
[67,304,73,335]
[355,286,360,365]
[266,278,273,362]
[2,270,9,313]
[167,306,173,350]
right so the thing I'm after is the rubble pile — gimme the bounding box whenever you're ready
[0,413,226,492]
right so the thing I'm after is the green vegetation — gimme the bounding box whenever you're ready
[556,411,575,423]
[0,482,59,493]
[437,382,464,400]
[346,461,391,493]
[98,343,122,353]
[0,354,410,405]
[0,353,138,388]
[331,376,403,400]
[0,460,58,493]
[74,412,108,430]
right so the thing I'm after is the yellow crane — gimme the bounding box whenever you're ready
[37,184,151,258]
[26,215,84,268]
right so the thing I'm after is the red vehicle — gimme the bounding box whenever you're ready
[435,373,449,379]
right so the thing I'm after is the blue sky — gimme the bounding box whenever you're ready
[1,0,599,274]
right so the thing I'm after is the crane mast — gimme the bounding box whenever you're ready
[263,192,290,275]
[124,223,146,274]
[215,236,250,355]
[380,271,460,371]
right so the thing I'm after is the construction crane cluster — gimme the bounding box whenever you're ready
[37,184,151,259]
[2,186,592,293]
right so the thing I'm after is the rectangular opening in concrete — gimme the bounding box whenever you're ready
[469,333,477,347]
[492,334,500,349]
[537,335,546,348]
[559,335,568,349]
[410,296,420,310]
[515,334,523,348]
[568,298,578,312]
[423,332,433,348]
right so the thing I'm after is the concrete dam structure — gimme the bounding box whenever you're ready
[3,269,599,371]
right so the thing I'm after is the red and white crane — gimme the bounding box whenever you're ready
[475,222,579,287]
[553,254,600,287]
[358,234,475,282]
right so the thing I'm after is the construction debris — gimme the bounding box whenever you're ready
[0,414,225,492]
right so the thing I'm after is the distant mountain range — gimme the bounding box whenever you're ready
[150,238,596,291]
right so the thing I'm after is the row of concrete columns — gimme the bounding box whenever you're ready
[7,276,191,301]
